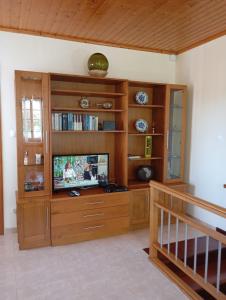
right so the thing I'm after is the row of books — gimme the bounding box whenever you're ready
[52,113,99,131]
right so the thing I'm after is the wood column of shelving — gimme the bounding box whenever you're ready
[0,98,3,235]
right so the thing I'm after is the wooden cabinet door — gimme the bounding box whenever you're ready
[15,71,50,198]
[164,84,186,183]
[17,198,50,249]
[130,189,150,229]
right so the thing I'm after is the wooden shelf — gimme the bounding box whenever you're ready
[128,156,162,161]
[52,130,126,134]
[51,107,124,113]
[128,132,163,136]
[129,104,164,108]
[51,89,125,98]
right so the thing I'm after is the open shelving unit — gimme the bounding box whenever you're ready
[50,73,128,187]
[127,80,166,188]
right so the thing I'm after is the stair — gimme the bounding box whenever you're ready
[144,230,226,299]
[159,236,226,299]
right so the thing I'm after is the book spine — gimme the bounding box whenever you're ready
[55,113,59,131]
[58,113,62,131]
[74,114,77,130]
[52,113,55,130]
[68,113,74,130]
[79,115,83,130]
[62,113,68,131]
[95,116,98,131]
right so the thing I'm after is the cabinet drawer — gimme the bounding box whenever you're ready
[51,204,129,227]
[52,216,129,246]
[51,192,129,213]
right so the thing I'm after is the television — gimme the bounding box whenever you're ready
[53,153,109,191]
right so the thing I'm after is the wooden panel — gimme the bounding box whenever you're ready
[52,216,129,246]
[0,97,3,235]
[51,192,129,214]
[0,1,226,54]
[17,197,50,249]
[51,204,129,227]
[129,188,150,230]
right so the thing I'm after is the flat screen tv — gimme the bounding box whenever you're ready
[53,153,109,191]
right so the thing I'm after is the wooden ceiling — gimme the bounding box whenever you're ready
[0,0,226,54]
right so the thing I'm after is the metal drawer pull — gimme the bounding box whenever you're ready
[83,225,104,230]
[86,201,104,205]
[83,213,104,218]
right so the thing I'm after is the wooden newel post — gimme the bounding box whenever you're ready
[149,185,160,259]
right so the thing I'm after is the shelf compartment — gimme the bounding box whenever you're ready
[128,104,164,108]
[128,180,150,189]
[52,130,126,134]
[51,107,125,113]
[128,156,162,161]
[51,89,125,98]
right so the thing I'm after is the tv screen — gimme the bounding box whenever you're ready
[53,153,109,191]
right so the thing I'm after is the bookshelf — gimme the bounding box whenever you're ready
[15,71,187,248]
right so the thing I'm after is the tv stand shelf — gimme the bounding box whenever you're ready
[15,70,187,249]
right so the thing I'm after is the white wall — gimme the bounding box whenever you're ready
[0,31,176,228]
[176,36,226,229]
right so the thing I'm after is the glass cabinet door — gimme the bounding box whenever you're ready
[16,72,50,197]
[165,85,186,182]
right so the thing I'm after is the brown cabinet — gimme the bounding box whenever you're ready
[129,188,150,229]
[51,192,129,246]
[17,197,50,249]
[15,71,50,198]
[15,70,187,249]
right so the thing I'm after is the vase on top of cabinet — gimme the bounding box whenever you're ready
[164,85,186,183]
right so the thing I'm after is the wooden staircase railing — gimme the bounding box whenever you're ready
[149,180,226,300]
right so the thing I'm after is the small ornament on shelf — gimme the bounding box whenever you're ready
[151,121,155,134]
[35,153,42,165]
[24,151,28,165]
[135,91,149,105]
[80,96,89,109]
[144,136,152,158]
[135,119,148,133]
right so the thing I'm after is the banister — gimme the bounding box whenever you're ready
[150,180,226,218]
[155,202,226,245]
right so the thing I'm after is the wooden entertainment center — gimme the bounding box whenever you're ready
[15,70,186,249]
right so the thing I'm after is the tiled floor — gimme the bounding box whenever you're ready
[0,228,189,300]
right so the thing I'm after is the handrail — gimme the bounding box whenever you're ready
[149,180,226,300]
[150,180,226,218]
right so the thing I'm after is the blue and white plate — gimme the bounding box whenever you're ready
[135,119,148,133]
[135,91,149,105]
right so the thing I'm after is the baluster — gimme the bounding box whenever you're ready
[167,211,171,254]
[216,241,222,292]
[184,223,188,267]
[204,236,209,282]
[160,208,164,248]
[175,217,179,260]
[193,236,198,274]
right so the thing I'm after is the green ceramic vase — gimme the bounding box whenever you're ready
[88,53,109,77]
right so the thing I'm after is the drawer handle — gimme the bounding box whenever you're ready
[86,201,104,205]
[83,225,104,230]
[83,213,104,218]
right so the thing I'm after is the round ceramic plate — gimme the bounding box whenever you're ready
[135,91,149,105]
[135,119,148,133]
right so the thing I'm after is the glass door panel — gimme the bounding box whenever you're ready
[166,87,186,182]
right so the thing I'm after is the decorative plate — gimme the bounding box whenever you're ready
[80,97,89,109]
[135,91,149,105]
[135,119,148,133]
